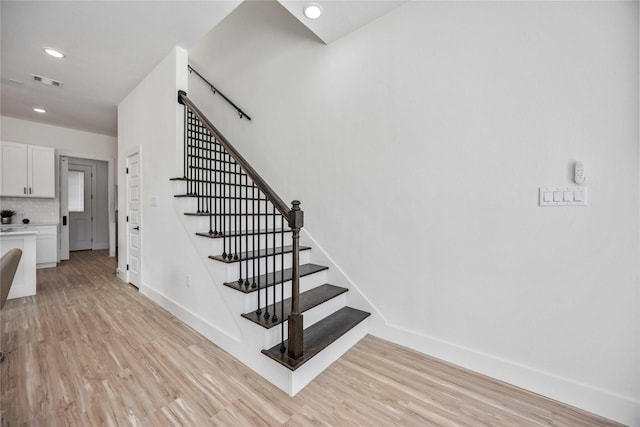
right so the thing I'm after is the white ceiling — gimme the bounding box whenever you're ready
[278,0,406,44]
[0,1,242,137]
[1,0,405,138]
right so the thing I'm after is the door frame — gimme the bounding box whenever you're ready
[68,162,95,251]
[57,150,116,260]
[124,147,142,286]
[59,156,70,260]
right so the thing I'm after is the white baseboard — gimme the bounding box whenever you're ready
[116,268,127,283]
[371,322,640,427]
[92,242,109,250]
[138,282,241,348]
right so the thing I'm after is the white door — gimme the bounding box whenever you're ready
[69,164,93,251]
[126,152,141,286]
[59,156,70,260]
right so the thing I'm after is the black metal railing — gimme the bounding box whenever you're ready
[178,90,303,360]
[188,65,251,121]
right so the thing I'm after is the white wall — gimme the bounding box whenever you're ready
[117,47,243,341]
[0,116,117,255]
[188,1,639,424]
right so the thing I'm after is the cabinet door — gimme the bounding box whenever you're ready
[0,141,28,196]
[36,236,58,265]
[28,145,55,198]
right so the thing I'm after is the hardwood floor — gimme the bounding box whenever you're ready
[0,250,621,426]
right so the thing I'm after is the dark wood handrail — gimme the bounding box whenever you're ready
[179,90,304,361]
[178,91,290,219]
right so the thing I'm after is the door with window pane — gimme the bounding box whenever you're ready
[69,164,93,251]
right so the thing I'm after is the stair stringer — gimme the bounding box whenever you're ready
[147,187,367,396]
[300,229,386,329]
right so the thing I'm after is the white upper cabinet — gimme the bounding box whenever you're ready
[0,141,55,198]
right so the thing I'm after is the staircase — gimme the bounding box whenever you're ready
[170,90,369,394]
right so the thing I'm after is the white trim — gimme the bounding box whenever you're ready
[138,282,241,345]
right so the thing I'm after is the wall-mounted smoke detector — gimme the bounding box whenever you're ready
[32,74,63,88]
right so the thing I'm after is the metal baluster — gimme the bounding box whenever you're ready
[236,164,243,284]
[221,146,228,259]
[183,103,187,180]
[263,195,270,321]
[218,146,223,237]
[191,111,195,196]
[187,111,193,195]
[213,141,218,235]
[280,215,285,353]
[208,134,214,234]
[271,203,277,323]
[233,162,238,262]
[200,125,204,212]
[244,174,250,288]
[252,183,257,289]
[197,123,202,213]
[207,132,212,223]
[255,188,262,316]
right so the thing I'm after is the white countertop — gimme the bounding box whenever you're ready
[9,221,59,227]
[0,221,58,228]
[0,228,38,236]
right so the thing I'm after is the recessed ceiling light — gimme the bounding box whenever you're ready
[33,108,46,113]
[303,3,322,19]
[44,48,64,58]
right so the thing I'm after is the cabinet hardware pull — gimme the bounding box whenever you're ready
[24,187,26,194]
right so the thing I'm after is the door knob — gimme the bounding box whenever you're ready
[133,226,140,231]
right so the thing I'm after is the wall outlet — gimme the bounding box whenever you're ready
[185,275,191,288]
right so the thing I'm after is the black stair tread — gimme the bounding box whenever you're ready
[210,245,311,263]
[196,228,290,239]
[242,284,348,329]
[185,212,280,217]
[262,307,370,371]
[170,177,255,188]
[224,263,328,293]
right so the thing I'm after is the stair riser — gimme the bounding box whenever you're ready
[192,215,286,232]
[261,293,348,348]
[221,251,311,279]
[289,320,368,396]
[205,233,291,252]
[182,197,277,213]
[174,182,260,199]
[242,269,327,311]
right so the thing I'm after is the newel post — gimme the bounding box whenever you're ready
[288,200,304,360]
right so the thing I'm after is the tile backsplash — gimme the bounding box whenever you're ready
[0,197,59,223]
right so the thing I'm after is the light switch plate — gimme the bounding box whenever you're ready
[539,187,587,206]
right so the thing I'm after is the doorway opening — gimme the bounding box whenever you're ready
[59,156,109,259]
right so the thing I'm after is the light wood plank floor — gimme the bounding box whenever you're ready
[0,250,621,426]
